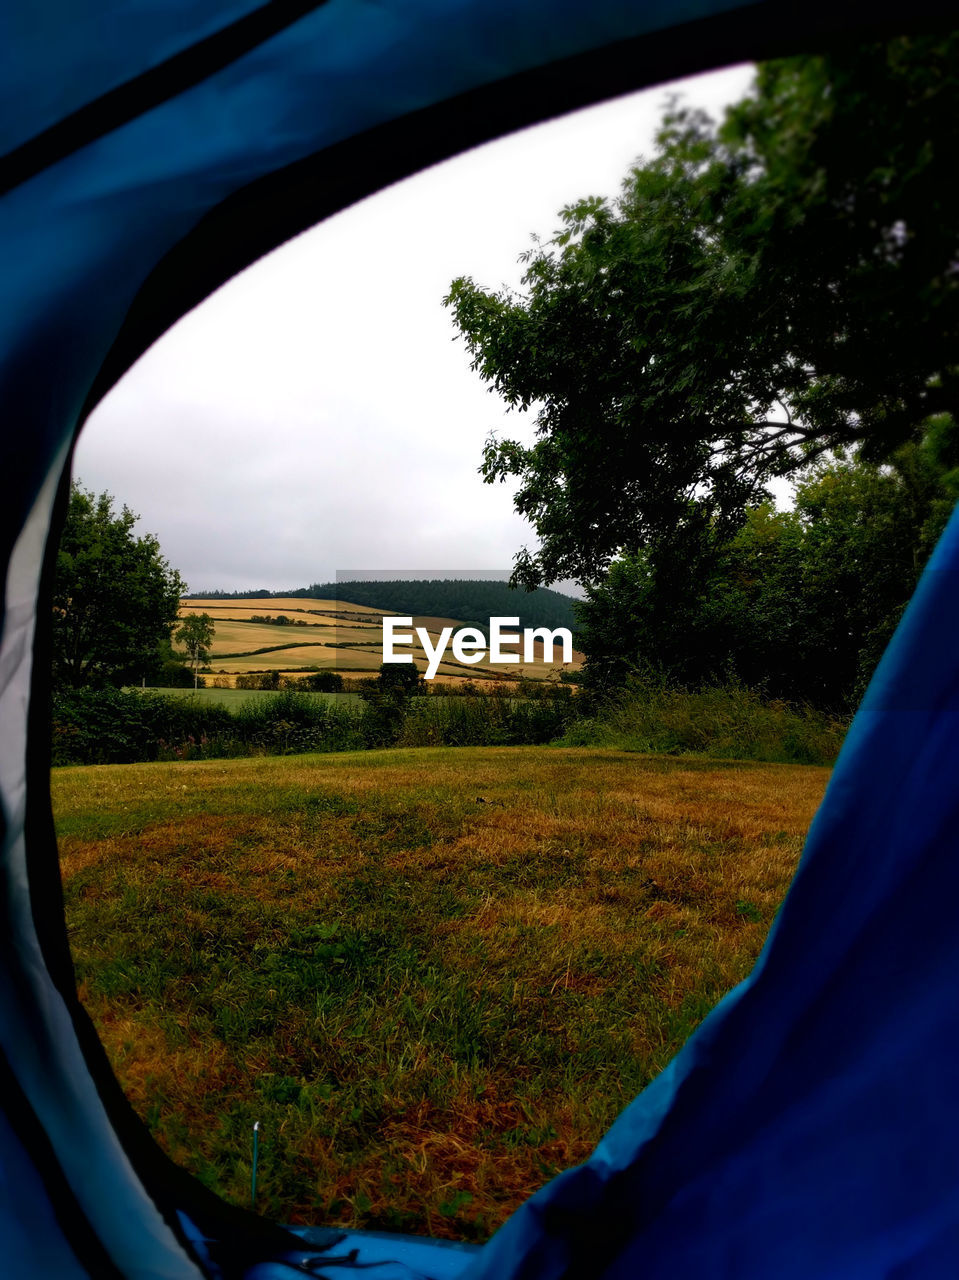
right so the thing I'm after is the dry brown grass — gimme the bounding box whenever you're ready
[55,747,827,1238]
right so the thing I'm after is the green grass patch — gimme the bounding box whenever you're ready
[56,746,827,1240]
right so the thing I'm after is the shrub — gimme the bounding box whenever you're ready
[229,691,367,754]
[155,658,201,688]
[236,671,281,691]
[50,687,367,765]
[555,680,847,766]
[398,687,577,748]
[377,662,423,697]
[301,671,344,692]
[51,688,233,765]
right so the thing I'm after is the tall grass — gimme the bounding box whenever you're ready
[397,689,577,748]
[559,681,847,766]
[227,689,367,754]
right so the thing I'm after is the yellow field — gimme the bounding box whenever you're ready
[184,597,386,617]
[179,596,583,684]
[208,647,380,673]
[202,620,378,653]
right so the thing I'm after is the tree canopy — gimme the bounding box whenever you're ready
[52,484,185,689]
[175,612,216,689]
[445,33,959,588]
[575,427,959,711]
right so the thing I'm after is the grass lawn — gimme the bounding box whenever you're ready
[54,746,828,1241]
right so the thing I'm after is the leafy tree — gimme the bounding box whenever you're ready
[302,670,344,692]
[52,484,185,689]
[175,612,216,690]
[355,662,421,746]
[576,434,958,712]
[377,660,423,697]
[154,636,200,688]
[787,431,956,704]
[445,33,959,587]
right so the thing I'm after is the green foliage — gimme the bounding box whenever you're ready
[248,614,311,627]
[51,688,233,765]
[52,483,184,688]
[236,671,281,691]
[50,688,367,765]
[175,612,215,688]
[156,658,204,689]
[446,33,959,587]
[576,440,957,712]
[558,681,845,767]
[153,636,199,688]
[356,663,424,746]
[50,684,578,764]
[226,691,368,755]
[399,686,577,748]
[51,667,844,766]
[301,671,345,692]
[377,661,423,697]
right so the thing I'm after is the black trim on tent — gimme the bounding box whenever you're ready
[0,0,332,196]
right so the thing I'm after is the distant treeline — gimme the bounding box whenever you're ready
[185,579,578,634]
[184,588,274,599]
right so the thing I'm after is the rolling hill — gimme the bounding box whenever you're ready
[186,579,578,634]
[179,593,582,685]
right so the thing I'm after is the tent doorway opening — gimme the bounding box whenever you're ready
[49,27,958,1251]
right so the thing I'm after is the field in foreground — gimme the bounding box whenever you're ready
[54,747,829,1240]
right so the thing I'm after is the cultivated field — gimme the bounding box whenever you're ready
[185,597,386,618]
[56,747,827,1239]
[179,597,583,685]
[207,645,386,675]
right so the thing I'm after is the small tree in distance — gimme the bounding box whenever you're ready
[377,660,423,697]
[176,613,215,690]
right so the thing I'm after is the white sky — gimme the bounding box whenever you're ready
[75,63,756,596]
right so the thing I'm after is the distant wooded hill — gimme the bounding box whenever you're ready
[186,579,578,634]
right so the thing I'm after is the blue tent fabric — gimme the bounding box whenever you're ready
[2,2,958,1276]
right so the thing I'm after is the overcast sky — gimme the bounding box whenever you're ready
[75,63,756,596]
